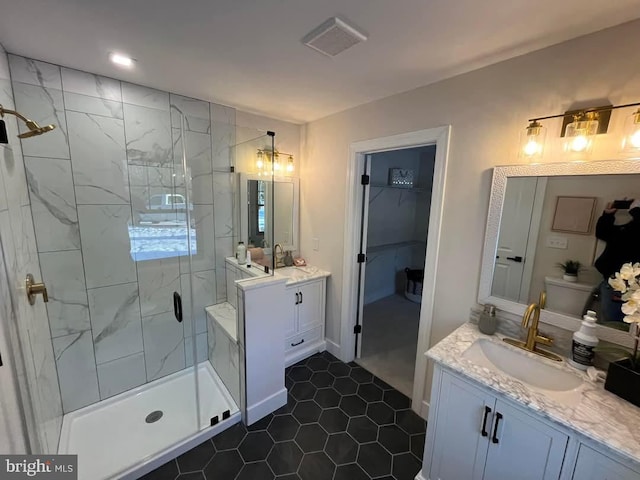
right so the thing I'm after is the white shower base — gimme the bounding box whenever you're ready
[59,361,240,480]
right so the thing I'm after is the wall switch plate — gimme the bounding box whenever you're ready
[546,235,568,249]
[313,237,319,251]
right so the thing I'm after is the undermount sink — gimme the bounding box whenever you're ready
[462,339,584,405]
[276,266,314,277]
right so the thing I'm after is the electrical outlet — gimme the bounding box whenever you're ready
[313,237,319,251]
[546,235,568,249]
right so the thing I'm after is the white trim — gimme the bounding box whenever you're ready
[419,400,430,419]
[340,126,451,416]
[478,160,640,348]
[245,388,288,425]
[325,338,341,359]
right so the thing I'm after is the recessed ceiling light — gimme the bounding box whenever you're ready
[109,53,135,68]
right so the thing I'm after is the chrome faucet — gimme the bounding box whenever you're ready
[274,243,285,268]
[503,291,563,362]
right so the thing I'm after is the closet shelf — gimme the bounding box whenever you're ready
[367,240,424,254]
[370,184,426,192]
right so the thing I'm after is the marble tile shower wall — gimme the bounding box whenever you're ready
[9,54,237,414]
[0,47,63,453]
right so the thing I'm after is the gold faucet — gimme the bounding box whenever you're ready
[274,243,285,268]
[503,291,563,362]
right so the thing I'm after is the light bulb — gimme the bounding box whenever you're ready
[286,155,294,173]
[523,139,540,157]
[631,130,640,149]
[519,121,545,161]
[570,135,589,152]
[563,113,598,157]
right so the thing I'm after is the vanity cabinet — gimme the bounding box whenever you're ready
[284,278,326,366]
[572,445,640,480]
[427,367,568,480]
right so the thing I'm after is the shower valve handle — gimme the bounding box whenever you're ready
[25,273,48,305]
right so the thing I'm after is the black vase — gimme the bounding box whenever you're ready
[604,358,640,408]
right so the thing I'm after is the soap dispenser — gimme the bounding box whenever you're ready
[569,310,599,370]
[236,242,246,265]
[478,304,497,335]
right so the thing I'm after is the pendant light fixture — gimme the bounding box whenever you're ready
[518,102,640,162]
[563,112,599,155]
[622,108,640,155]
[519,120,546,161]
[255,148,295,175]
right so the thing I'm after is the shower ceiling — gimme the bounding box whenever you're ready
[0,0,639,124]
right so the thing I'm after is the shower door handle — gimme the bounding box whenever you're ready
[173,292,183,323]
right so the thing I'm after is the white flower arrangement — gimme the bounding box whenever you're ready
[608,262,640,324]
[608,262,640,370]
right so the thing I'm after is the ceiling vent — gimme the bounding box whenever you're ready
[302,17,367,57]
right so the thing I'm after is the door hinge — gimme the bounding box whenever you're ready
[361,174,370,185]
[210,416,219,426]
[357,253,366,263]
[354,324,362,334]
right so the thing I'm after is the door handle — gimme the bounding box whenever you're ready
[481,406,492,437]
[26,274,48,305]
[506,256,523,263]
[492,412,503,444]
[299,291,303,304]
[291,338,305,347]
[173,292,183,323]
[295,292,300,305]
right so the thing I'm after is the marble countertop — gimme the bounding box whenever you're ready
[427,323,640,466]
[274,265,331,285]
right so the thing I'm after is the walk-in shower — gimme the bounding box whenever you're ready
[0,54,251,480]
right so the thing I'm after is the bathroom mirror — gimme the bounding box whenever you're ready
[478,160,640,346]
[239,173,299,253]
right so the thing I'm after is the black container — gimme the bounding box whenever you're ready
[604,358,640,408]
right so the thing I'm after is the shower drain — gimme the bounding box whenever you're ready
[145,410,163,424]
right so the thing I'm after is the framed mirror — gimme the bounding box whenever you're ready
[239,173,299,253]
[479,160,640,347]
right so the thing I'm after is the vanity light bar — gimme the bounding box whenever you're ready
[520,101,640,161]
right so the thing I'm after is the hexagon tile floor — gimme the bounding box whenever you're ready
[141,351,426,480]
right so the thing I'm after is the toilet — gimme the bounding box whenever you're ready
[544,276,597,317]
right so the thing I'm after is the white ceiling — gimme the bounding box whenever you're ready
[1,0,640,124]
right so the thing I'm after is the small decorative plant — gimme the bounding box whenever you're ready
[557,260,582,275]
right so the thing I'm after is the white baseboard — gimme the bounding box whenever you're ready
[415,470,427,480]
[246,388,287,426]
[420,399,430,419]
[325,338,341,360]
[285,340,327,367]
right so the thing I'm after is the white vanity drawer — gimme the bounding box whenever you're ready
[285,326,322,352]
